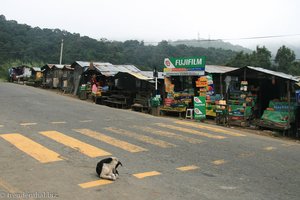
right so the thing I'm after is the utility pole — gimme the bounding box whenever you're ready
[59,39,64,64]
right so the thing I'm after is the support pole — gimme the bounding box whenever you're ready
[287,80,291,137]
[59,39,64,65]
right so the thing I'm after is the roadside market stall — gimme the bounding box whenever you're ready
[223,66,300,135]
[162,57,206,119]
[162,58,236,119]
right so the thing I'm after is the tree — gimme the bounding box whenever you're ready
[226,51,251,67]
[275,45,295,73]
[288,61,300,75]
[251,46,272,69]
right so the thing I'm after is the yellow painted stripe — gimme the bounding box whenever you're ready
[74,129,147,153]
[105,127,176,148]
[0,133,62,163]
[20,123,37,126]
[79,120,93,123]
[177,165,199,171]
[0,125,3,128]
[133,171,161,179]
[51,121,66,124]
[212,159,226,165]
[0,177,20,193]
[156,123,226,139]
[39,131,111,157]
[133,126,204,144]
[175,121,245,137]
[264,146,276,151]
[78,179,113,188]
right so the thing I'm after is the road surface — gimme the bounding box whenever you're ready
[0,83,299,200]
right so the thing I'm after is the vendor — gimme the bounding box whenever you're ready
[91,74,98,93]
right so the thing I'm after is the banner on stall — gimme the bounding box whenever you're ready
[194,96,206,120]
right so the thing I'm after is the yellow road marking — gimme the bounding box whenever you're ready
[51,121,66,124]
[156,123,226,139]
[176,165,199,171]
[39,131,111,157]
[238,152,255,158]
[133,126,204,144]
[212,159,226,165]
[78,179,113,188]
[281,143,298,147]
[0,177,20,193]
[79,120,93,123]
[133,171,161,179]
[20,123,37,126]
[264,146,276,151]
[105,127,176,148]
[0,133,62,163]
[175,121,246,137]
[0,125,3,128]
[74,129,147,153]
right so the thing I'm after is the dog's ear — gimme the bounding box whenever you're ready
[116,161,123,168]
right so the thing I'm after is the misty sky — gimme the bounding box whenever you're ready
[1,0,300,48]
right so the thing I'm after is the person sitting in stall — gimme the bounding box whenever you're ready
[91,74,98,94]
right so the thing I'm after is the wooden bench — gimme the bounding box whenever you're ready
[160,107,186,118]
[104,95,128,109]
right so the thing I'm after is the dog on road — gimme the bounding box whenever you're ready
[96,157,122,181]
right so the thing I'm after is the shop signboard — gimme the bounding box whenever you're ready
[164,56,206,76]
[194,96,206,120]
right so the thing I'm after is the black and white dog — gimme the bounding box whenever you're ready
[96,157,123,181]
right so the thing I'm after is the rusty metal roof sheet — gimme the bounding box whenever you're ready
[205,65,237,74]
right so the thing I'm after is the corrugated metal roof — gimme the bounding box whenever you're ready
[247,66,299,82]
[53,64,64,69]
[72,61,113,68]
[31,67,41,72]
[140,71,164,79]
[205,65,237,74]
[114,71,153,81]
[94,64,141,77]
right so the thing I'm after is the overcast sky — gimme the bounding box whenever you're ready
[1,0,300,47]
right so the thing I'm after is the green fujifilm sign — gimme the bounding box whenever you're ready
[164,56,206,69]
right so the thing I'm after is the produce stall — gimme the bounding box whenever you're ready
[258,100,297,131]
[162,57,206,118]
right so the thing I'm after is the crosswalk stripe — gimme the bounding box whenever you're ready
[78,179,113,188]
[51,121,66,124]
[79,120,93,123]
[133,171,161,179]
[74,129,147,153]
[176,165,199,171]
[39,131,111,158]
[20,123,37,126]
[155,123,226,139]
[175,121,246,137]
[105,127,176,148]
[0,133,63,163]
[133,125,204,144]
[212,159,226,165]
[0,177,20,193]
[264,146,276,151]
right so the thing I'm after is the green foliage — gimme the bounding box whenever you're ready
[288,61,300,76]
[275,45,296,73]
[0,15,237,75]
[226,46,272,69]
[251,46,272,68]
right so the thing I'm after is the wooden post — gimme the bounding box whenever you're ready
[287,80,291,137]
[220,74,223,97]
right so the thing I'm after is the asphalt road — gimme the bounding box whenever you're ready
[0,82,299,200]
